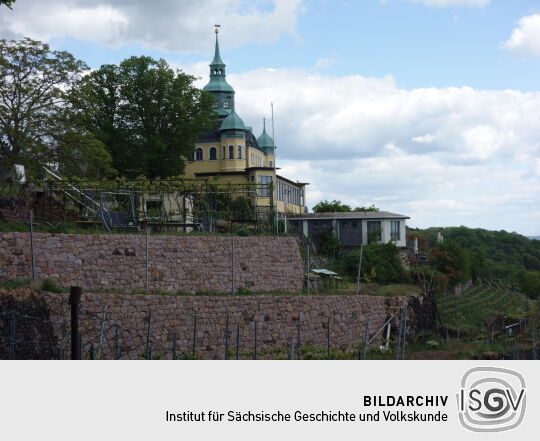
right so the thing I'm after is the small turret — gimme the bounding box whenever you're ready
[257,118,275,155]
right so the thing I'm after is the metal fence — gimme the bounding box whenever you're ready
[0,178,276,234]
[2,297,538,360]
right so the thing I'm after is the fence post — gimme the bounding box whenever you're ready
[236,322,240,360]
[192,315,197,358]
[145,228,149,294]
[327,317,331,360]
[253,321,258,360]
[145,310,152,360]
[10,310,16,360]
[97,306,107,360]
[29,209,36,282]
[306,244,310,295]
[69,286,81,360]
[355,245,364,295]
[402,316,407,360]
[78,332,82,360]
[362,321,369,360]
[114,325,120,360]
[289,337,295,360]
[224,314,229,360]
[297,316,301,360]
[395,309,404,360]
[231,237,235,295]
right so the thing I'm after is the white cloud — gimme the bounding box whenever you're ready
[0,0,303,52]
[407,0,490,7]
[412,134,437,144]
[188,66,540,234]
[503,14,540,58]
[314,58,335,69]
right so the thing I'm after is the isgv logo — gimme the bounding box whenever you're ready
[457,367,526,432]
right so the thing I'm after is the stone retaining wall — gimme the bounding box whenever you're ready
[0,233,304,294]
[0,288,417,359]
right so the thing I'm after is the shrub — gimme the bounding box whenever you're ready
[41,278,62,293]
[344,243,409,284]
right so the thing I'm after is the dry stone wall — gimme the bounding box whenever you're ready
[0,288,417,359]
[0,233,304,294]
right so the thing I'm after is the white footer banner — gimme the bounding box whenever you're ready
[0,361,536,440]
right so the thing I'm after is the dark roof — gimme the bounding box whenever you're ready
[289,211,409,220]
[276,174,309,187]
[197,119,222,142]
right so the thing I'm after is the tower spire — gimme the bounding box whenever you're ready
[212,24,224,66]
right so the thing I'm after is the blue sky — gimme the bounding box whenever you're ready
[1,0,540,234]
[46,0,540,91]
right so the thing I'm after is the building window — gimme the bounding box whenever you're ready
[195,148,203,161]
[209,147,217,160]
[390,220,400,241]
[223,101,229,109]
[269,160,273,167]
[229,145,234,159]
[237,145,243,159]
[352,221,357,228]
[367,221,382,242]
[257,175,272,197]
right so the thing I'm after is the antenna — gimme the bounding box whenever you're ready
[271,102,276,152]
[271,102,276,173]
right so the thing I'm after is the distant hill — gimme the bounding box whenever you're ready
[528,236,540,241]
[409,226,540,272]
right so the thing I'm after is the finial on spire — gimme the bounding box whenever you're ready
[263,117,266,131]
[214,24,220,34]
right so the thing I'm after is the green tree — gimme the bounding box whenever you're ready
[344,243,409,284]
[353,204,379,212]
[313,200,352,212]
[0,38,113,178]
[313,200,379,213]
[77,56,215,178]
[1,1,15,9]
[517,270,540,299]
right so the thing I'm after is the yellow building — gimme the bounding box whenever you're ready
[183,29,307,216]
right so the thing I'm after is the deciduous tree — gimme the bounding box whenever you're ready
[0,38,113,178]
[77,56,215,178]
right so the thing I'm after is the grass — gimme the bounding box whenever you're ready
[436,280,536,334]
[0,277,33,290]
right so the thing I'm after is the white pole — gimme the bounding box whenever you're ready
[356,245,364,295]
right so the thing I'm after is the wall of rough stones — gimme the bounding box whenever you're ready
[0,233,304,294]
[0,288,417,359]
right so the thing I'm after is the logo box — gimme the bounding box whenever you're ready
[457,367,526,433]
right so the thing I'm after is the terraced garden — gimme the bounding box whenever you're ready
[436,281,533,334]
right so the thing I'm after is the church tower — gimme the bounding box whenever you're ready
[203,27,235,117]
[183,27,308,217]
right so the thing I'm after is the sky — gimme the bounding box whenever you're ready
[1,0,540,235]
